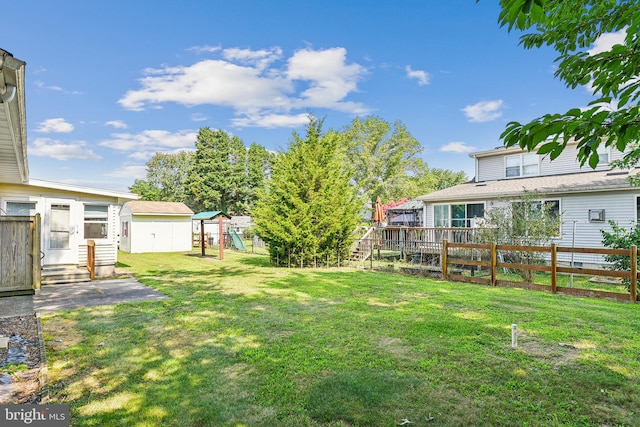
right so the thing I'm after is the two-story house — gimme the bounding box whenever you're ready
[417,143,640,264]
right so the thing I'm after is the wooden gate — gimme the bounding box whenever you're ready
[0,214,41,296]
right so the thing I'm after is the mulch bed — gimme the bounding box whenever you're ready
[0,314,47,404]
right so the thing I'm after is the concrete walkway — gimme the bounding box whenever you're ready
[0,278,168,317]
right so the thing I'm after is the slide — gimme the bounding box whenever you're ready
[230,230,246,251]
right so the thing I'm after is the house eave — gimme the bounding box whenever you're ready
[26,178,139,200]
[0,49,28,184]
[417,169,640,204]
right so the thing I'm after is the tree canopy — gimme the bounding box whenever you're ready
[129,151,195,205]
[496,0,640,168]
[340,116,424,208]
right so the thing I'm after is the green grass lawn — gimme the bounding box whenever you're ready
[42,250,640,426]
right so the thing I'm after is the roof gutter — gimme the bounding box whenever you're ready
[0,49,29,183]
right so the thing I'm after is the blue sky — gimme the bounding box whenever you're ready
[4,1,608,192]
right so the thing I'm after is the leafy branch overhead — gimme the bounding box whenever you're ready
[495,0,640,168]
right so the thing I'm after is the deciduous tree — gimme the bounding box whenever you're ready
[340,116,423,208]
[496,0,640,168]
[129,151,195,205]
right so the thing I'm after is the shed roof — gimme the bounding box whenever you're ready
[386,199,423,211]
[192,210,231,220]
[417,168,640,203]
[125,201,194,215]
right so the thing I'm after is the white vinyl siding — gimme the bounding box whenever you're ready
[556,192,636,249]
[476,155,505,181]
[476,145,628,180]
[0,182,127,276]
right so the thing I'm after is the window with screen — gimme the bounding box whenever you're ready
[6,201,36,216]
[84,205,109,239]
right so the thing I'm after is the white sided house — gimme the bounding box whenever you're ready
[120,201,194,253]
[417,143,640,266]
[1,180,135,276]
[1,48,137,287]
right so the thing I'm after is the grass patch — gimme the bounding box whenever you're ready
[42,250,640,426]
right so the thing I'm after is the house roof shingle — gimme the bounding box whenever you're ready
[386,199,424,211]
[417,169,640,203]
[125,201,194,215]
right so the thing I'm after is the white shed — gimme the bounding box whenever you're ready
[120,201,194,253]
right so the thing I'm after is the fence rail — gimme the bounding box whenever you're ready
[443,240,638,303]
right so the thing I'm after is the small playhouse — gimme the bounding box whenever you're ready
[119,201,194,253]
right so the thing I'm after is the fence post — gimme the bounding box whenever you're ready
[87,239,96,280]
[630,245,637,303]
[551,243,557,294]
[491,242,497,286]
[441,240,448,280]
[33,214,42,290]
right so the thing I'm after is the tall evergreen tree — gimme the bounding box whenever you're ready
[187,128,247,214]
[228,135,249,214]
[246,143,274,209]
[252,118,361,267]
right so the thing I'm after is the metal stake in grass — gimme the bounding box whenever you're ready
[511,324,517,349]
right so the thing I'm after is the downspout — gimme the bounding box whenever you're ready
[0,52,16,102]
[0,49,29,183]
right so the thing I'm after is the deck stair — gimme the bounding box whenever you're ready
[41,266,91,285]
[350,226,376,261]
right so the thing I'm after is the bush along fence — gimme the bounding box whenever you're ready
[442,240,638,303]
[350,227,637,302]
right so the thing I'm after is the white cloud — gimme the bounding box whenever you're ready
[588,28,626,56]
[585,28,634,98]
[29,138,102,160]
[405,66,430,86]
[462,100,504,123]
[440,141,477,153]
[191,113,209,122]
[223,47,282,71]
[35,118,74,133]
[99,129,198,152]
[231,113,311,128]
[188,45,221,54]
[118,46,369,126]
[104,165,148,179]
[33,80,82,95]
[105,120,128,129]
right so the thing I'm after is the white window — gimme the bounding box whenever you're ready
[505,153,539,178]
[5,201,37,216]
[597,145,609,164]
[84,205,109,239]
[512,199,561,236]
[434,205,450,227]
[434,203,485,227]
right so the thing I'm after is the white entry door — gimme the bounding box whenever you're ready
[43,200,79,266]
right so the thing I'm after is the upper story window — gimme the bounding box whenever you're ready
[597,145,609,165]
[505,153,539,178]
[84,205,109,239]
[5,201,37,216]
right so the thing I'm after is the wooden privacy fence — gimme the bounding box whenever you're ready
[442,240,638,303]
[0,214,41,296]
